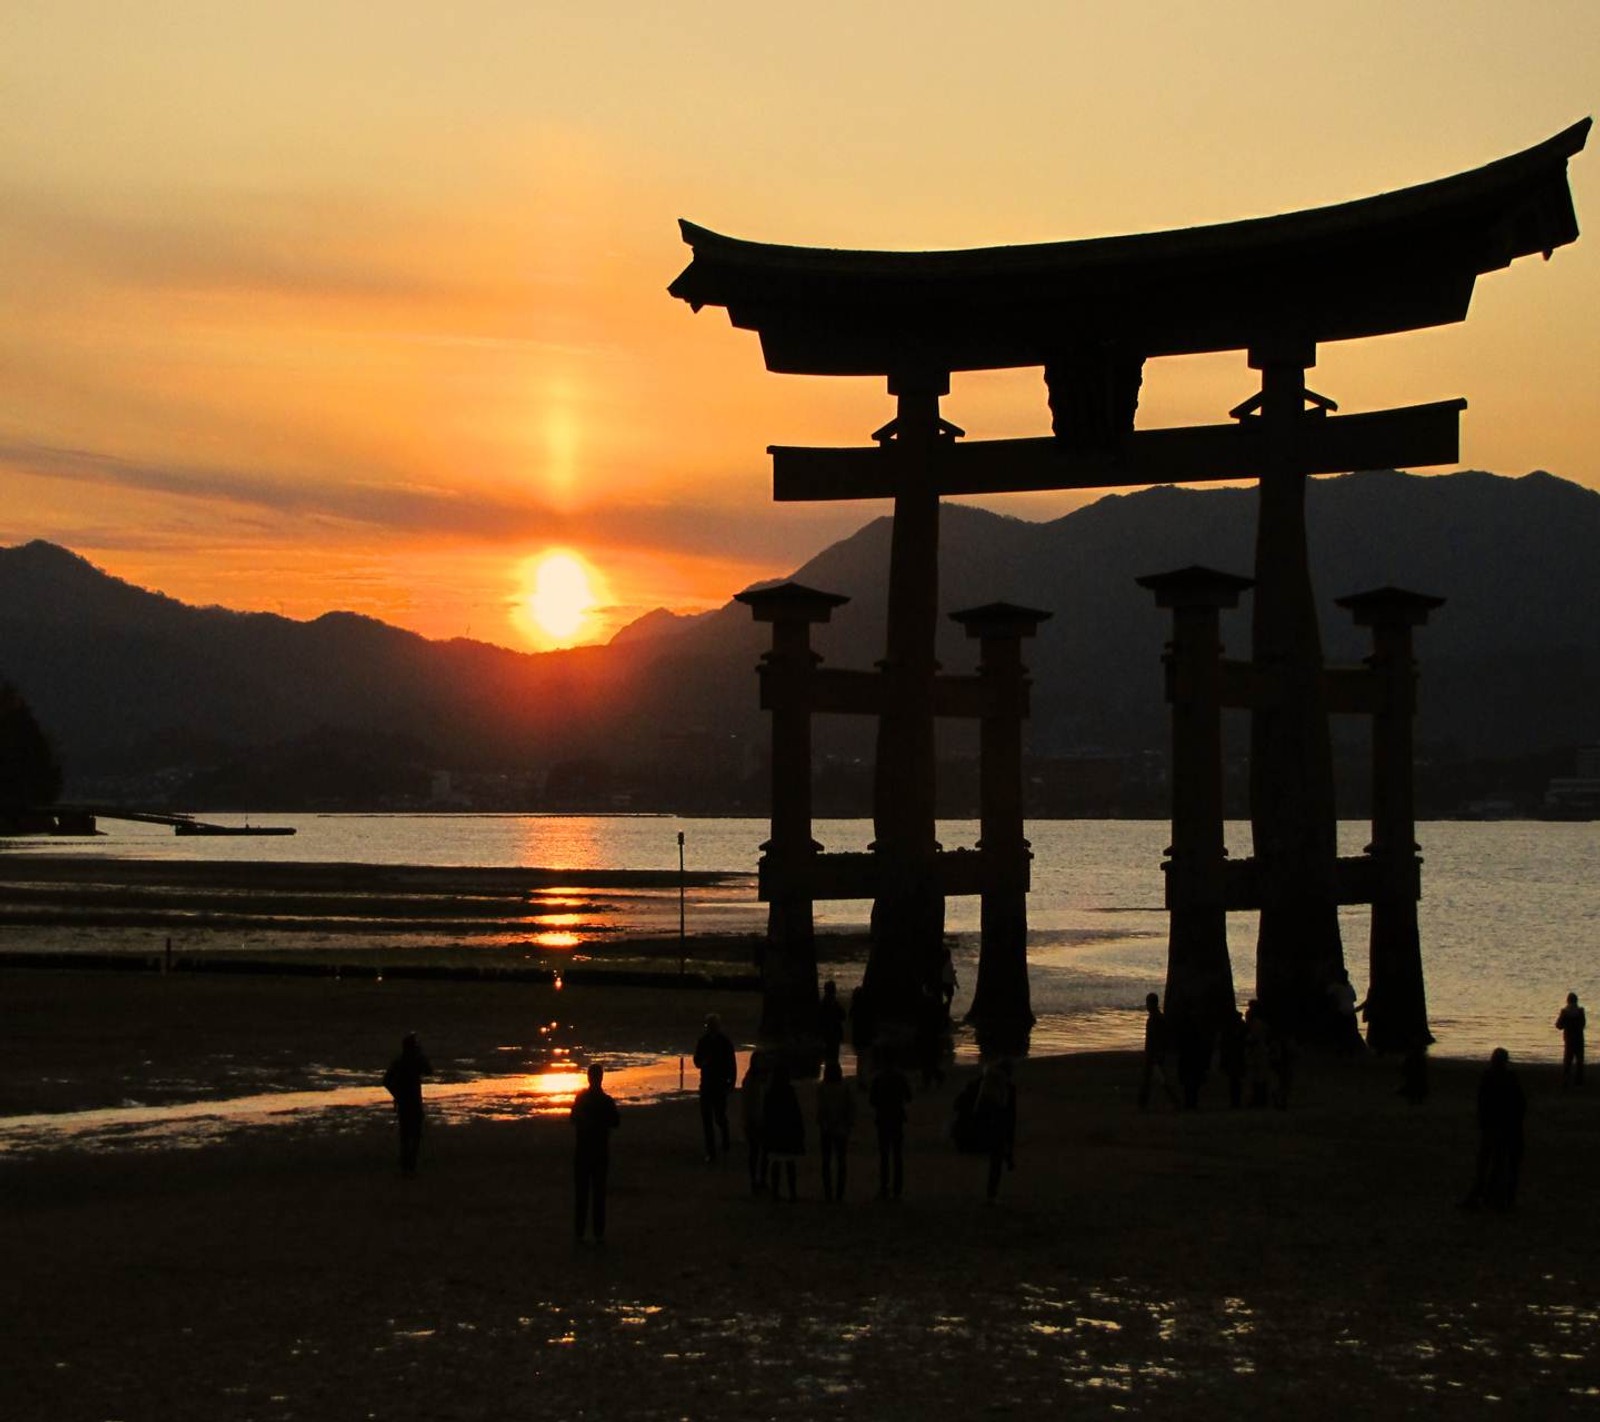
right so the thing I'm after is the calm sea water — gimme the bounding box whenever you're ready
[8,813,1595,1063]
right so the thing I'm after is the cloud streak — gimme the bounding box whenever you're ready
[0,436,862,568]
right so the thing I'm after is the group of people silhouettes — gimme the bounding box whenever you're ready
[1127,981,1589,1214]
[380,980,1585,1231]
[715,977,1003,1205]
[1138,992,1293,1112]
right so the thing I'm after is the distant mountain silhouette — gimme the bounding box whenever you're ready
[606,606,716,646]
[1,469,1595,810]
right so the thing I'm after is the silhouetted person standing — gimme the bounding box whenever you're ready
[1398,1046,1429,1105]
[1463,1047,1525,1212]
[974,1060,1017,1203]
[763,1063,804,1201]
[1218,1008,1248,1109]
[816,1058,855,1202]
[914,985,947,1088]
[571,1063,620,1242]
[1138,993,1178,1109]
[693,1013,738,1161]
[1268,1021,1295,1111]
[740,1051,771,1194]
[1327,967,1364,1053]
[1175,1013,1212,1110]
[848,987,877,1071]
[869,1056,912,1200]
[817,980,847,1064]
[382,1032,431,1176]
[1556,992,1586,1089]
[1244,1000,1271,1108]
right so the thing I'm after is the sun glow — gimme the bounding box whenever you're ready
[514,549,606,648]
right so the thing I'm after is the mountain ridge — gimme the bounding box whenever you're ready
[1,468,1595,809]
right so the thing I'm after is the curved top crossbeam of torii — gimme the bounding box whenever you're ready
[670,119,1588,377]
[670,120,1587,500]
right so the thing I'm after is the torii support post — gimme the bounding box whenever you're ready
[736,581,851,1045]
[951,602,1052,1051]
[1336,587,1444,1053]
[865,369,952,1029]
[1138,567,1253,1033]
[1248,343,1348,1041]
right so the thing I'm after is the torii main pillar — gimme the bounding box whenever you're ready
[1249,343,1347,1039]
[865,371,953,1020]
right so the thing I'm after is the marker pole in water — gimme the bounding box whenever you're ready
[678,831,686,976]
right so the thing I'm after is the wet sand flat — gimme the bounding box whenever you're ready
[0,968,756,1115]
[0,854,771,969]
[4,972,1599,1418]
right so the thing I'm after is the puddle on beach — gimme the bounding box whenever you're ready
[0,1054,715,1158]
[0,1006,1142,1159]
[362,1281,1599,1410]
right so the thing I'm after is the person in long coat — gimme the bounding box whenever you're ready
[815,1058,856,1202]
[763,1063,805,1201]
[692,1013,738,1161]
[973,1060,1017,1203]
[1462,1047,1526,1212]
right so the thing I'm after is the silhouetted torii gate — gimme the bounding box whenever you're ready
[671,119,1589,1048]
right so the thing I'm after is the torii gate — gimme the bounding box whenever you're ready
[671,119,1588,1047]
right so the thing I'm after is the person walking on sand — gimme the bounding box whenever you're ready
[1461,1047,1525,1212]
[816,1057,856,1202]
[571,1063,620,1243]
[869,1054,913,1200]
[1137,993,1179,1109]
[382,1032,432,1176]
[1556,992,1586,1090]
[693,1013,738,1161]
[974,1060,1017,1203]
[763,1062,805,1201]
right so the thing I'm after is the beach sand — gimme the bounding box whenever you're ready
[4,968,1598,1419]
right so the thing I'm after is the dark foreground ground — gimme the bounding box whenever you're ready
[3,970,1598,1420]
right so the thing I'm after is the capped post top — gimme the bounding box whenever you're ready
[1136,566,1255,610]
[734,581,851,623]
[1334,586,1447,626]
[949,602,1053,640]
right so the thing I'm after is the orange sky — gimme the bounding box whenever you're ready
[2,3,1596,649]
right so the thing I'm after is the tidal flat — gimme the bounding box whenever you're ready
[3,969,1598,1419]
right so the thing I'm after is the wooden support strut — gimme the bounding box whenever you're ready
[1138,566,1252,1032]
[1337,586,1444,1053]
[734,581,849,1044]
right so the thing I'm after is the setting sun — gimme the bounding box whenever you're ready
[514,549,606,648]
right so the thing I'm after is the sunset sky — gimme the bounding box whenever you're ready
[3,2,1596,649]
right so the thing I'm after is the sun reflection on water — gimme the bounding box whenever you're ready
[519,1068,587,1104]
